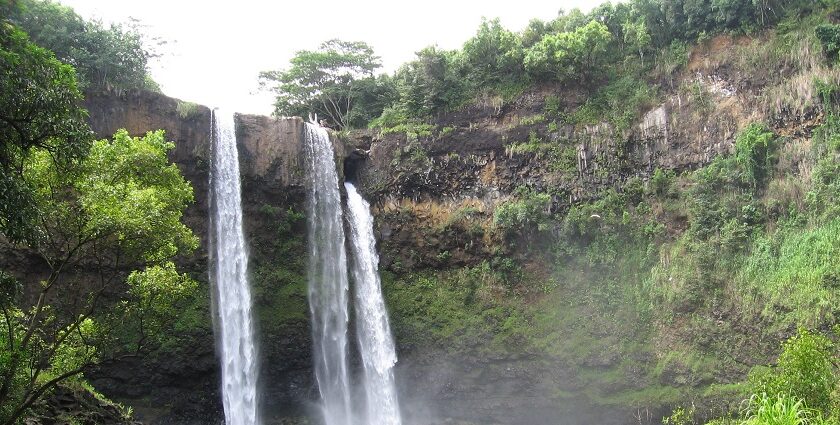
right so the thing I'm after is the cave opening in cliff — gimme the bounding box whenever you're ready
[343,152,365,183]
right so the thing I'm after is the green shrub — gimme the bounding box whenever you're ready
[664,405,695,425]
[544,95,562,117]
[807,114,840,219]
[650,168,676,197]
[176,101,200,119]
[368,105,408,130]
[815,24,840,62]
[493,189,551,231]
[749,329,837,415]
[688,156,749,241]
[735,124,778,188]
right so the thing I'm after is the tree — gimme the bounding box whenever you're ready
[392,46,467,118]
[0,22,92,243]
[521,19,549,48]
[461,18,526,92]
[345,74,397,128]
[9,0,153,91]
[260,39,383,129]
[524,20,613,85]
[0,129,198,425]
[623,17,652,63]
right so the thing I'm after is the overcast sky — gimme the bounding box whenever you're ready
[61,0,606,115]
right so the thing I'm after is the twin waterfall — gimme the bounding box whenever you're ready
[304,122,402,425]
[210,110,259,425]
[210,114,401,425]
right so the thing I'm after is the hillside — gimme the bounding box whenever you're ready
[1,0,840,424]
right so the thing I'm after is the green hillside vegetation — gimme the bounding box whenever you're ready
[265,0,840,423]
[2,0,840,423]
[1,3,195,424]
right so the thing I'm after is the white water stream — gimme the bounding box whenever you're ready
[303,122,353,425]
[345,182,402,425]
[210,110,259,425]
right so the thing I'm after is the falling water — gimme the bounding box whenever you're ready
[345,182,402,425]
[210,110,259,425]
[303,122,353,425]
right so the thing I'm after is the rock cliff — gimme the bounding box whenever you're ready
[72,47,822,423]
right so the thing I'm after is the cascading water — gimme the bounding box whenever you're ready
[303,122,353,425]
[210,110,259,425]
[345,182,403,425]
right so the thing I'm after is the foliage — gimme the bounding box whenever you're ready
[260,39,385,129]
[687,156,751,241]
[623,16,652,62]
[383,262,527,352]
[815,24,840,62]
[559,185,662,264]
[808,113,840,219]
[749,329,838,415]
[8,0,154,91]
[176,101,200,119]
[741,393,822,425]
[524,20,612,85]
[492,189,551,231]
[664,405,695,425]
[737,219,840,327]
[0,130,196,425]
[735,124,778,188]
[462,18,527,95]
[389,47,467,119]
[650,168,677,197]
[569,71,657,130]
[0,23,92,243]
[261,0,808,129]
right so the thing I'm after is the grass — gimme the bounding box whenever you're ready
[737,219,840,328]
[741,394,817,425]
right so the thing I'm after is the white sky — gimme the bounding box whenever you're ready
[60,0,606,115]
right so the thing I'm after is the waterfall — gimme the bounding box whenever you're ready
[303,122,353,425]
[210,110,259,425]
[345,182,402,425]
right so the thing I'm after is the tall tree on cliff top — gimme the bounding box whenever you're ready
[260,39,383,129]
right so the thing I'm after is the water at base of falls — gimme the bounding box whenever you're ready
[210,110,259,425]
[303,122,353,425]
[345,182,402,425]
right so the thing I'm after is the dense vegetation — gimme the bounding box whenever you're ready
[1,2,193,424]
[2,0,840,423]
[5,0,158,92]
[266,1,840,424]
[263,0,835,132]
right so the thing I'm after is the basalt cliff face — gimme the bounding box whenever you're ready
[81,91,318,423]
[71,42,822,424]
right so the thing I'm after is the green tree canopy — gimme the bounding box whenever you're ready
[8,0,153,91]
[461,18,526,91]
[0,22,92,242]
[0,129,197,425]
[524,20,612,84]
[260,39,384,129]
[393,46,467,118]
